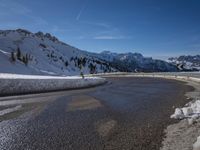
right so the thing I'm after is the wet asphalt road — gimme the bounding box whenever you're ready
[0,77,193,150]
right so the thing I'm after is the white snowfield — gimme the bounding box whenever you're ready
[0,73,106,96]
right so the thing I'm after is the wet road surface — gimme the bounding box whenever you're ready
[0,77,193,150]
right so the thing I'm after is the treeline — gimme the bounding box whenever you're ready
[10,47,31,65]
[70,56,112,74]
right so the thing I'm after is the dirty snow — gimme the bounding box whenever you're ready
[171,100,200,123]
[0,73,106,95]
[171,100,200,150]
[193,136,200,150]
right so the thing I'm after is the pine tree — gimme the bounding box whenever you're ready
[78,58,82,69]
[21,54,28,66]
[25,54,28,65]
[70,57,74,62]
[16,47,21,60]
[22,56,26,64]
[65,60,68,67]
[89,63,96,74]
[80,72,84,79]
[11,52,15,62]
[82,57,86,67]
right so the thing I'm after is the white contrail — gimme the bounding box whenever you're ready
[76,0,88,21]
[76,4,86,21]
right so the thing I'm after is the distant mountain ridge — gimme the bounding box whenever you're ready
[97,51,178,72]
[168,55,200,71]
[0,29,180,75]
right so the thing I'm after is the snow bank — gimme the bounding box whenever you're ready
[0,73,106,96]
[193,136,200,150]
[171,100,200,124]
[171,100,200,150]
[93,72,200,83]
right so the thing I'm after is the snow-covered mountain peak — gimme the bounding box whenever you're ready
[98,50,178,72]
[0,29,115,75]
[168,55,200,71]
[35,31,59,43]
[0,29,62,44]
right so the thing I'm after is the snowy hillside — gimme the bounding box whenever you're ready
[97,51,178,72]
[0,29,114,76]
[168,55,200,71]
[0,29,181,75]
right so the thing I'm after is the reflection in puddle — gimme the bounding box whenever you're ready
[0,105,22,116]
[96,120,117,137]
[67,95,102,111]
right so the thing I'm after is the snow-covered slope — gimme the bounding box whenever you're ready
[0,29,180,75]
[168,55,200,71]
[97,51,178,72]
[0,29,114,75]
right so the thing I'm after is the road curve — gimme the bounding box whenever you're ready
[0,77,193,150]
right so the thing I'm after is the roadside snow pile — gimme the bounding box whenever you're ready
[193,136,200,150]
[0,73,106,96]
[171,100,200,150]
[171,100,200,124]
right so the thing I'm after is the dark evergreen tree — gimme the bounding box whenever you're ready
[22,56,26,64]
[82,57,86,67]
[11,52,15,62]
[16,47,21,60]
[65,60,68,67]
[77,58,82,69]
[80,72,84,79]
[70,57,74,62]
[89,63,96,74]
[25,54,28,65]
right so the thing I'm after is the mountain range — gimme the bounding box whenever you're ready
[0,29,199,76]
[168,55,200,71]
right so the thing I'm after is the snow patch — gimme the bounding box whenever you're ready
[193,136,200,150]
[0,73,106,96]
[171,100,200,123]
[171,100,200,150]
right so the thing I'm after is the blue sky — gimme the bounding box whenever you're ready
[0,0,200,59]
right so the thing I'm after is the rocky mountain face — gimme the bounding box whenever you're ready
[168,55,200,71]
[0,29,180,75]
[97,51,178,72]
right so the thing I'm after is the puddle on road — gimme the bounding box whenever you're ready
[67,95,102,111]
[0,105,22,116]
[96,119,117,137]
[0,96,56,106]
[0,94,57,121]
[0,101,49,122]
